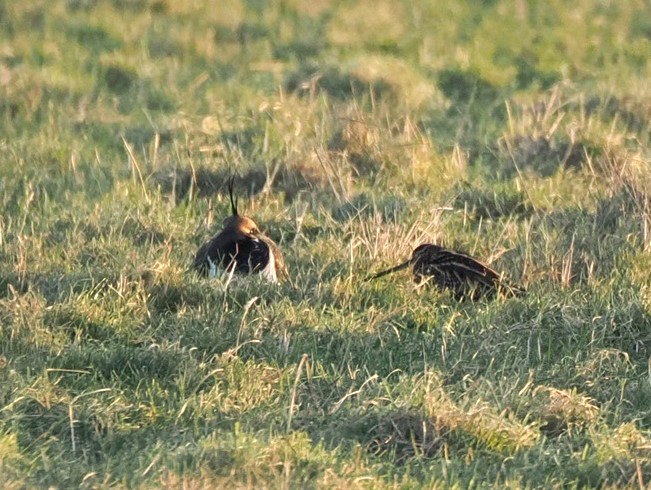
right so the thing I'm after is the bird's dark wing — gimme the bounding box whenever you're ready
[412,247,501,299]
[194,233,270,276]
[423,248,501,287]
[193,240,213,276]
[228,238,270,274]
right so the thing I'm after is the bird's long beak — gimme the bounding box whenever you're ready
[364,260,411,282]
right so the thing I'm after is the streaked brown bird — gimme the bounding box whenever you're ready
[193,179,287,283]
[366,243,522,300]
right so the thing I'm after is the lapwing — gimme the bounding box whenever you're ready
[366,243,522,300]
[193,179,287,283]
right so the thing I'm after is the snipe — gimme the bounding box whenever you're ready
[366,243,522,300]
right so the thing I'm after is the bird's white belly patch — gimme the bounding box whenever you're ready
[206,248,278,284]
[207,256,218,279]
[261,247,278,283]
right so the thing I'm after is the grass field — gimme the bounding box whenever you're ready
[2,0,651,487]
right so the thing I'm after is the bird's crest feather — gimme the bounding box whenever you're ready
[228,175,238,216]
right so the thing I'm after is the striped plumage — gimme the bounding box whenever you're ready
[193,180,287,283]
[366,243,521,300]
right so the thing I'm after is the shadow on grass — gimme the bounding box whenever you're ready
[331,193,407,224]
[527,187,645,286]
[584,93,651,137]
[284,63,393,101]
[50,344,189,387]
[450,181,534,220]
[496,136,601,178]
[153,160,339,204]
[0,270,122,303]
[307,407,445,465]
[75,120,175,157]
[152,165,267,202]
[94,61,176,113]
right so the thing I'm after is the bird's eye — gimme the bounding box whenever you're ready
[251,228,258,235]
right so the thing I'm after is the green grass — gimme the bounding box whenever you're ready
[2,0,651,487]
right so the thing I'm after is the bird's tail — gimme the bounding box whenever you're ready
[364,260,411,282]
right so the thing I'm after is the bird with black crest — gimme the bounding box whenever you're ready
[193,177,287,283]
[366,243,523,300]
